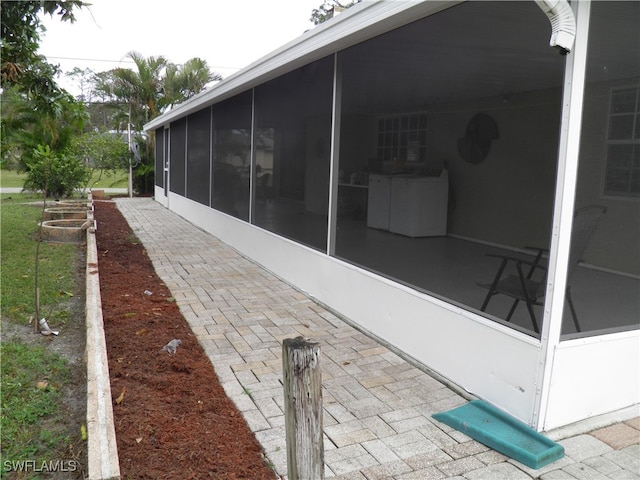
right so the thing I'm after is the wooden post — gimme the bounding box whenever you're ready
[282,336,324,480]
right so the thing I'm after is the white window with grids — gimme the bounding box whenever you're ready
[603,85,640,198]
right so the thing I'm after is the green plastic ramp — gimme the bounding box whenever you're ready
[432,400,564,469]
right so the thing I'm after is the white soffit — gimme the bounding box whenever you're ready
[144,0,460,131]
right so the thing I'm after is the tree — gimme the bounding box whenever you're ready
[65,66,96,102]
[1,1,88,167]
[104,51,219,193]
[164,57,221,108]
[310,0,361,25]
[1,84,86,169]
[89,70,131,131]
[1,1,86,97]
[109,51,219,128]
[107,52,168,193]
[2,1,88,332]
[111,52,169,128]
[59,52,219,194]
[71,131,131,190]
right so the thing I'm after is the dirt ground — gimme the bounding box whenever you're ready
[93,198,276,479]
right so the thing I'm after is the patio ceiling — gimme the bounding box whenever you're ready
[340,1,638,113]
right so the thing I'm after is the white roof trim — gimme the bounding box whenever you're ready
[144,0,460,131]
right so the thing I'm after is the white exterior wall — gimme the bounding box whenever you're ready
[543,331,640,431]
[155,185,168,207]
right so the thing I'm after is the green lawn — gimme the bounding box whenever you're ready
[1,341,72,466]
[86,169,130,189]
[0,198,78,319]
[0,168,129,189]
[0,169,28,188]
[1,197,81,472]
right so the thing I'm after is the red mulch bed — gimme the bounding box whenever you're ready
[94,198,276,479]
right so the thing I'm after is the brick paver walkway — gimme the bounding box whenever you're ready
[115,198,639,480]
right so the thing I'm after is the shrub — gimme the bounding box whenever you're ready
[23,145,90,198]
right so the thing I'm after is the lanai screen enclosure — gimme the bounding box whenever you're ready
[146,1,639,431]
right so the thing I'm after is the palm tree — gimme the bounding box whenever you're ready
[112,51,168,129]
[111,51,219,128]
[163,57,221,108]
[108,51,219,193]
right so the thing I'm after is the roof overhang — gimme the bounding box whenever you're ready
[144,0,461,131]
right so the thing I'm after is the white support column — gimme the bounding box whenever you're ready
[209,107,214,208]
[184,116,189,196]
[327,53,342,256]
[164,125,170,206]
[533,0,592,431]
[249,89,257,224]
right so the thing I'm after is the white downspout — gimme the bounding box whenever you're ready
[535,0,577,55]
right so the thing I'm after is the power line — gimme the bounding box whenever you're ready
[46,55,241,71]
[46,55,135,64]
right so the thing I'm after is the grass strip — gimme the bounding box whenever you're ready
[1,340,71,464]
[1,195,80,475]
[1,197,77,323]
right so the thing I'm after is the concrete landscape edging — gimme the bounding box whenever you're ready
[85,194,121,480]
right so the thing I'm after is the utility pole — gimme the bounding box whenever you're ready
[127,103,133,198]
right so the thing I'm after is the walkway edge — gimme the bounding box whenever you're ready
[85,197,121,480]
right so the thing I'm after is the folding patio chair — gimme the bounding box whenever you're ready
[478,205,607,333]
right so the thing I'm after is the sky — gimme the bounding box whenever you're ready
[39,0,323,95]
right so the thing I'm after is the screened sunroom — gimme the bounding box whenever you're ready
[146,1,639,431]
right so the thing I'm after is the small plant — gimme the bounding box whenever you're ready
[263,453,276,472]
[127,232,141,245]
